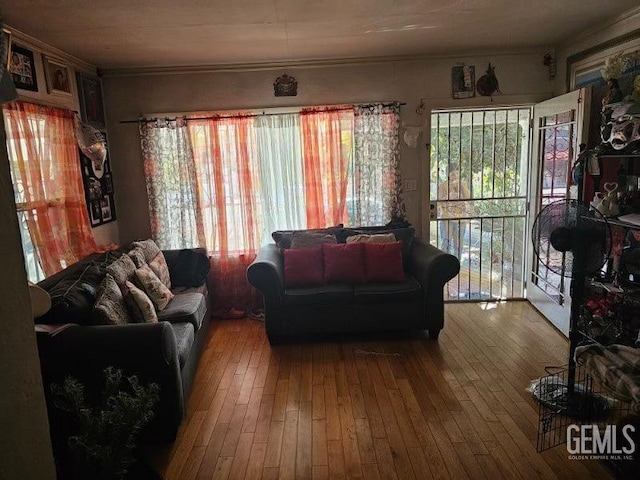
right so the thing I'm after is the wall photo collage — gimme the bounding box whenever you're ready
[79,134,116,227]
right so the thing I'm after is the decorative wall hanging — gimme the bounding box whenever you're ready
[452,64,475,99]
[274,74,297,96]
[476,63,501,100]
[78,129,116,226]
[77,73,106,130]
[543,53,556,79]
[43,55,72,95]
[9,44,38,92]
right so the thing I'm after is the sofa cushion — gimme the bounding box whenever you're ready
[364,242,405,283]
[131,239,162,263]
[353,276,423,304]
[127,247,147,268]
[167,249,210,288]
[346,233,396,244]
[322,243,366,283]
[37,265,104,325]
[283,284,353,307]
[157,292,206,330]
[338,227,415,262]
[272,225,343,249]
[135,265,174,311]
[284,247,324,287]
[123,280,158,323]
[93,274,131,325]
[106,254,137,286]
[149,251,171,289]
[170,322,195,368]
[290,231,337,249]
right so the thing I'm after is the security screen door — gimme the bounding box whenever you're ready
[430,108,531,301]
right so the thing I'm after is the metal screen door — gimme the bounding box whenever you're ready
[430,108,531,301]
[526,89,589,335]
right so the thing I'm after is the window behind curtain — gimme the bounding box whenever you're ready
[3,101,97,281]
[142,103,403,252]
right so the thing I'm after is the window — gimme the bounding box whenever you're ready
[3,101,97,282]
[141,103,404,255]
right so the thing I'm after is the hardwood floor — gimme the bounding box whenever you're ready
[151,301,614,479]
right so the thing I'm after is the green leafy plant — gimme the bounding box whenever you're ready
[51,367,160,480]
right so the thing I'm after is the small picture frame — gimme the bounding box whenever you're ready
[9,44,38,92]
[102,173,114,194]
[452,64,475,99]
[100,196,112,222]
[77,73,106,130]
[43,55,72,95]
[90,201,102,226]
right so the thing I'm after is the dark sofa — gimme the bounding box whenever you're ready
[35,246,211,453]
[247,234,460,343]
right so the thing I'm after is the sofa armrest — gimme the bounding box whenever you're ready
[39,322,184,441]
[163,248,210,288]
[247,244,285,304]
[409,239,460,292]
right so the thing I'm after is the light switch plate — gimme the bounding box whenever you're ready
[404,178,417,191]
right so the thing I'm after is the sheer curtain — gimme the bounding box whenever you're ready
[140,118,205,249]
[188,115,262,310]
[300,108,354,228]
[3,101,97,277]
[352,103,406,225]
[255,113,306,240]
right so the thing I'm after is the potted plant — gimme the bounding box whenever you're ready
[51,367,160,480]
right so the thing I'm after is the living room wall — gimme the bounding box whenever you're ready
[103,51,554,243]
[7,28,120,247]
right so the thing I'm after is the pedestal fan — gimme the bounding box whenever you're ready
[530,199,612,417]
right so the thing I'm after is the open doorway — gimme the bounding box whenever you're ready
[429,107,532,301]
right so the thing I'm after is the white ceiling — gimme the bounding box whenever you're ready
[3,0,638,69]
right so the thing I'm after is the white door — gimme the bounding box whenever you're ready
[526,88,591,335]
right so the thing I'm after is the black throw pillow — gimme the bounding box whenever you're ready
[168,250,210,288]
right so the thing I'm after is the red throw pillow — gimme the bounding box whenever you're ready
[284,247,324,287]
[322,243,366,283]
[364,242,405,282]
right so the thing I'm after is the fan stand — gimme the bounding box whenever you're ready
[532,204,612,419]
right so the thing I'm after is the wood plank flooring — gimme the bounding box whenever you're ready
[150,301,613,479]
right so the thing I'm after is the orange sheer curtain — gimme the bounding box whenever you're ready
[3,101,97,276]
[300,109,354,228]
[188,115,262,310]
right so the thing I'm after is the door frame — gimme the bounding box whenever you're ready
[524,88,591,335]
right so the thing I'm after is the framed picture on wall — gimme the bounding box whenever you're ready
[9,44,38,92]
[79,133,116,226]
[452,64,475,99]
[77,73,106,129]
[43,55,72,95]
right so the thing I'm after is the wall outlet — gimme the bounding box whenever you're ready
[429,201,437,220]
[404,178,417,191]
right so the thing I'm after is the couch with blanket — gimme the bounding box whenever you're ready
[35,239,211,458]
[247,226,460,343]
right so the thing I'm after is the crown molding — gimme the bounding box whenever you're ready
[5,25,97,75]
[101,46,551,78]
[558,6,640,51]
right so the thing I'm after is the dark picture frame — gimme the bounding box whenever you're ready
[79,133,116,226]
[452,65,475,99]
[77,73,106,130]
[43,55,72,96]
[9,44,38,92]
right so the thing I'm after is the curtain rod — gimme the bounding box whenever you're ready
[119,102,406,124]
